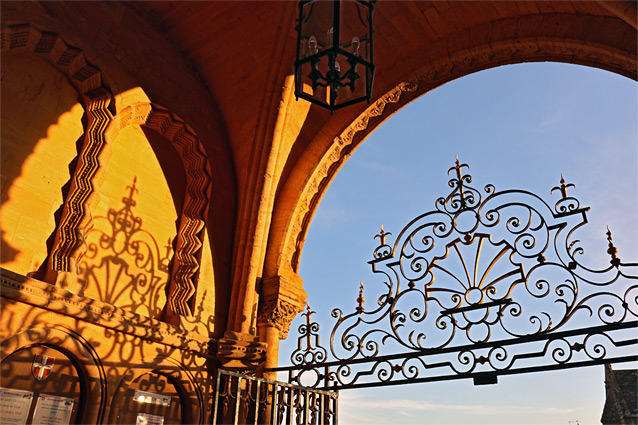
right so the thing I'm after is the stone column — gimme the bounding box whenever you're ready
[257,273,307,379]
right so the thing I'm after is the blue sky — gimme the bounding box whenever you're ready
[279,62,637,425]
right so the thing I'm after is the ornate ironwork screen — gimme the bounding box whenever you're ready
[269,158,638,390]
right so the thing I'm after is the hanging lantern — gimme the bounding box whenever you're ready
[295,0,377,112]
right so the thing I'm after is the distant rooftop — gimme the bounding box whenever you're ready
[602,365,638,425]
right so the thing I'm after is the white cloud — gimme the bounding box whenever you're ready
[338,392,575,417]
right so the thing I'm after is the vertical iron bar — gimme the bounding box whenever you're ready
[287,387,294,425]
[254,380,261,425]
[212,370,222,425]
[332,0,340,109]
[325,366,330,388]
[234,376,242,425]
[319,393,325,425]
[334,391,338,425]
[270,383,277,425]
[304,389,310,425]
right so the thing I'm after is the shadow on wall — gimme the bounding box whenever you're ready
[0,53,86,274]
[0,323,212,424]
[78,177,171,319]
[1,346,87,424]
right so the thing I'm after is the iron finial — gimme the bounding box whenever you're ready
[302,302,315,351]
[302,302,314,320]
[551,174,575,200]
[356,281,365,314]
[448,156,470,208]
[606,226,621,267]
[448,155,469,178]
[375,225,392,245]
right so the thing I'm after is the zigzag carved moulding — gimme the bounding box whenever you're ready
[2,23,114,280]
[111,104,213,317]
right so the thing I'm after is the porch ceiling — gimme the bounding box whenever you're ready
[128,1,635,173]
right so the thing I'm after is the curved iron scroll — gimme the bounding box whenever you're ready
[271,157,638,390]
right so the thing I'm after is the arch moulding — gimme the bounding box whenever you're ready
[269,23,638,293]
[1,23,113,290]
[105,103,213,317]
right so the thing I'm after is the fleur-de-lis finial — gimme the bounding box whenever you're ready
[606,226,620,267]
[551,174,575,200]
[374,224,392,245]
[448,155,469,179]
[159,237,173,272]
[448,155,470,208]
[356,281,365,314]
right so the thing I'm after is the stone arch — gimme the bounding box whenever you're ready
[107,356,204,425]
[266,13,637,286]
[1,23,113,287]
[104,103,212,317]
[0,325,107,424]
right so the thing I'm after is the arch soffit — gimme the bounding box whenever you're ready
[105,103,213,317]
[1,23,114,280]
[107,355,204,425]
[270,15,638,278]
[0,325,107,425]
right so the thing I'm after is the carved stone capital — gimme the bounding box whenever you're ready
[216,331,268,369]
[257,273,307,339]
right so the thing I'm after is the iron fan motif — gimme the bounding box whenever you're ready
[274,157,638,390]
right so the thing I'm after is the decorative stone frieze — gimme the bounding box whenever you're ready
[0,268,211,354]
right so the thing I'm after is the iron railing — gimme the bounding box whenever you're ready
[213,369,338,425]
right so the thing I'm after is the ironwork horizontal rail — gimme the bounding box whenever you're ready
[268,321,638,390]
[268,321,637,373]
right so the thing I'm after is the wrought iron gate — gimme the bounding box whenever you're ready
[269,158,638,390]
[212,369,338,425]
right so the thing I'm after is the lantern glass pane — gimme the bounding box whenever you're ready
[298,59,329,102]
[331,53,370,107]
[300,1,334,58]
[339,0,372,62]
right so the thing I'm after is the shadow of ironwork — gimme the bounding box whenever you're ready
[1,176,217,423]
[78,177,172,320]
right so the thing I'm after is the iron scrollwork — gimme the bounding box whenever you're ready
[272,157,638,390]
